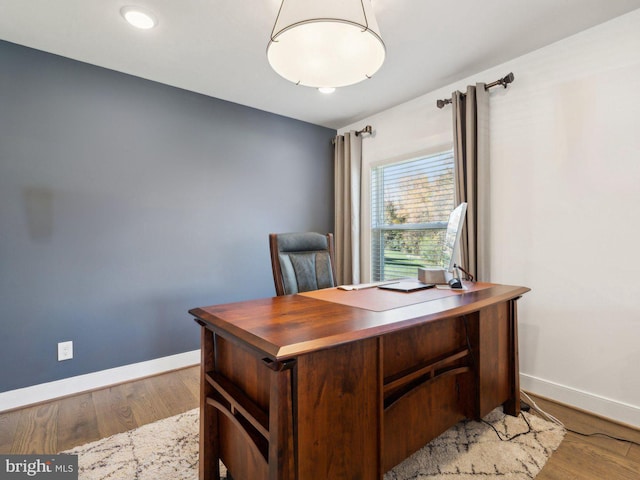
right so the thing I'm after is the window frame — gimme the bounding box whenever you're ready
[363,144,455,282]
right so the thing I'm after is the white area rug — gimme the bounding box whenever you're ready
[63,407,564,479]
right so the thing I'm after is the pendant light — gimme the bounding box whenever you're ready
[267,0,386,89]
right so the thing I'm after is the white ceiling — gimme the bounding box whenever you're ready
[1,0,639,129]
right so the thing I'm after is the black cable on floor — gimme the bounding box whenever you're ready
[481,412,533,442]
[563,428,640,447]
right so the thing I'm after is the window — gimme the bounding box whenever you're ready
[371,150,455,281]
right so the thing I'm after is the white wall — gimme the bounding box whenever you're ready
[340,9,640,426]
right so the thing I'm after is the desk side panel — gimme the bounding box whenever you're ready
[215,335,271,413]
[215,335,272,480]
[296,338,380,479]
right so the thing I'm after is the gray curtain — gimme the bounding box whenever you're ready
[452,84,490,281]
[333,132,362,285]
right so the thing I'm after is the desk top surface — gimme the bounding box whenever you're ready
[190,282,530,361]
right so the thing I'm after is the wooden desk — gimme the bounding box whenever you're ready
[190,282,529,480]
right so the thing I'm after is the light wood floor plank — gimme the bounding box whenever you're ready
[535,461,583,480]
[544,441,640,480]
[55,392,99,452]
[146,368,198,416]
[120,376,172,428]
[91,383,138,439]
[628,443,640,462]
[177,365,201,400]
[0,410,20,452]
[11,403,58,454]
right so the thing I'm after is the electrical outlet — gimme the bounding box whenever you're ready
[58,341,73,361]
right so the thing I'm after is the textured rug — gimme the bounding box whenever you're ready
[63,407,564,479]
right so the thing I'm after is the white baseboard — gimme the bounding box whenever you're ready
[0,350,201,413]
[520,373,639,428]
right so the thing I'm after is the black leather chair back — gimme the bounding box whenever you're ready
[269,232,337,296]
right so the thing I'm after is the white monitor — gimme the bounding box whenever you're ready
[442,202,467,272]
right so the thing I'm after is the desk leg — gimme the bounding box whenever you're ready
[268,364,295,480]
[472,300,521,419]
[503,299,521,416]
[200,326,220,480]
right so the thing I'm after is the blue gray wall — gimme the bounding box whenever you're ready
[0,40,335,392]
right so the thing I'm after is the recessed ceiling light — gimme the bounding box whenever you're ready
[318,87,336,94]
[120,6,157,30]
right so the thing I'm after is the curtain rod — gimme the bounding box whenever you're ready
[436,72,515,109]
[331,125,373,144]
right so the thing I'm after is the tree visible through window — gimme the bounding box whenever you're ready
[371,150,454,281]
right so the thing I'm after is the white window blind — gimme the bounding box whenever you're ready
[371,150,455,281]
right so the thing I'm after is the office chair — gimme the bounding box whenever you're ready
[269,232,337,296]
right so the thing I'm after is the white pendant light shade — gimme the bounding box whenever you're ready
[267,0,386,88]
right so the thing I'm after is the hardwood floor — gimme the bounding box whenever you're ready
[526,393,640,480]
[1,367,638,479]
[0,366,199,455]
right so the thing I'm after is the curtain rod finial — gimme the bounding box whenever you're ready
[437,98,452,109]
[355,125,373,136]
[500,72,515,87]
